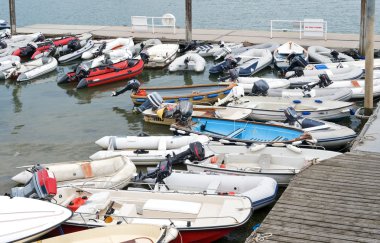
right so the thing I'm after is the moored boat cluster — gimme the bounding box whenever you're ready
[3,28,380,243]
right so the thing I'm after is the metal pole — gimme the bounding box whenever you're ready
[185,0,192,42]
[359,0,367,56]
[364,0,375,115]
[9,0,16,35]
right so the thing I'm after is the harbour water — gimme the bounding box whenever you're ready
[0,0,379,34]
[0,1,378,242]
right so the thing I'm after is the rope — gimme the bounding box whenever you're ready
[245,228,272,242]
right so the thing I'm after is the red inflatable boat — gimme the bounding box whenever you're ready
[58,59,144,88]
[12,36,76,60]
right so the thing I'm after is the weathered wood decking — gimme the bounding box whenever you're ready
[15,24,380,49]
[248,151,380,242]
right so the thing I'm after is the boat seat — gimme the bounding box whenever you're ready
[76,192,111,215]
[115,204,138,223]
[258,154,272,169]
[226,128,245,138]
[206,180,221,194]
[143,199,201,219]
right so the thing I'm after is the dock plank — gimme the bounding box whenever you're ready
[247,152,380,243]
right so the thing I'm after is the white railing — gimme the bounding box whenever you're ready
[270,19,327,40]
[131,14,176,34]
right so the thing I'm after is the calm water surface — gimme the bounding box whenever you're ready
[0,1,376,241]
[0,0,379,33]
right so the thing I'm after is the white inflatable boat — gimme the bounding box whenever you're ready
[143,44,179,68]
[82,37,134,59]
[273,41,308,70]
[12,156,136,189]
[308,46,355,63]
[168,53,206,72]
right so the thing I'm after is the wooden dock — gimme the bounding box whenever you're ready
[248,101,380,243]
[247,151,380,243]
[15,24,380,49]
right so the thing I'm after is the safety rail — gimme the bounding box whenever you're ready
[131,14,176,34]
[270,19,327,40]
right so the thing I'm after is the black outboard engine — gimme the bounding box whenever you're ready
[284,107,300,126]
[11,165,57,200]
[286,55,308,73]
[137,142,206,183]
[35,33,46,42]
[251,79,269,96]
[342,48,363,60]
[318,73,333,88]
[68,39,81,51]
[93,41,107,57]
[75,63,90,80]
[135,92,163,113]
[174,100,193,126]
[0,40,7,49]
[20,42,38,58]
[140,50,150,64]
[330,50,340,61]
[225,56,238,69]
[178,40,198,53]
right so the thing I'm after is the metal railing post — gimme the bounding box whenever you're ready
[270,20,273,38]
[299,21,302,39]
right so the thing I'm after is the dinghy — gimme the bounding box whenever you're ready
[170,116,310,145]
[0,55,20,72]
[142,44,179,68]
[58,39,95,63]
[213,42,280,60]
[57,52,136,85]
[90,134,211,164]
[209,48,273,76]
[168,53,206,72]
[0,196,72,243]
[185,143,341,185]
[0,19,10,30]
[225,77,290,94]
[273,41,308,71]
[133,38,162,54]
[188,41,242,57]
[95,134,210,150]
[12,156,136,189]
[40,223,178,243]
[12,35,78,60]
[0,31,45,57]
[267,107,356,149]
[76,59,144,89]
[286,66,364,87]
[143,170,278,210]
[306,58,380,70]
[308,46,354,63]
[218,86,354,121]
[0,56,58,81]
[49,186,252,243]
[111,80,236,105]
[81,37,134,59]
[143,103,252,126]
[266,87,353,101]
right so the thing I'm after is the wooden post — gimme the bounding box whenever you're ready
[364,0,375,115]
[359,0,366,56]
[185,0,192,42]
[9,0,16,35]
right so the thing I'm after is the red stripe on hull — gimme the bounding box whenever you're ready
[49,223,235,243]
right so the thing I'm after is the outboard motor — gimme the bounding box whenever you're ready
[284,107,300,126]
[137,142,206,183]
[251,79,270,96]
[68,39,81,51]
[140,50,150,64]
[20,42,38,58]
[178,40,198,53]
[35,33,45,42]
[173,100,193,126]
[330,50,340,61]
[135,92,163,113]
[318,73,333,88]
[75,63,90,80]
[286,55,308,73]
[342,48,363,60]
[225,55,238,70]
[0,40,7,49]
[11,165,57,200]
[93,41,107,57]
